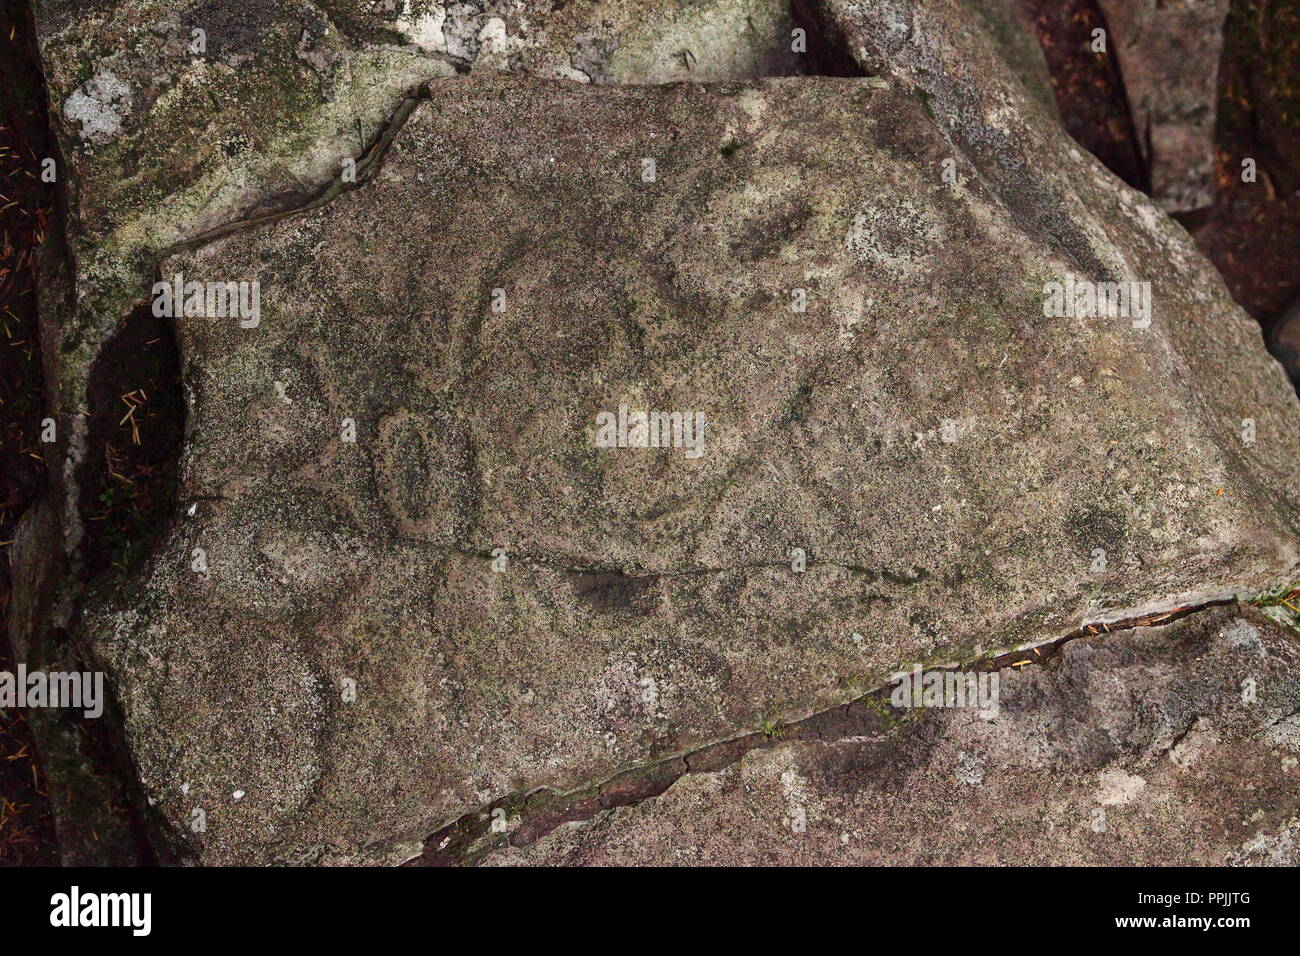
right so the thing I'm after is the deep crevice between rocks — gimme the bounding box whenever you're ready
[1022,0,1149,194]
[405,595,1238,866]
[41,626,168,865]
[3,0,176,864]
[61,303,186,866]
[790,0,867,78]
[0,0,58,865]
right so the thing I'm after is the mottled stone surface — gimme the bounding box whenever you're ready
[22,0,807,861]
[17,0,1300,866]
[35,0,450,395]
[482,607,1300,866]
[969,0,1058,120]
[77,69,1300,863]
[36,0,799,251]
[388,0,800,83]
[31,0,799,423]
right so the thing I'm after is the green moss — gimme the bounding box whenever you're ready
[1251,581,1300,636]
[1251,580,1300,607]
[913,85,935,121]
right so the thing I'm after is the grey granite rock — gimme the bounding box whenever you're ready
[80,71,1300,863]
[16,0,1300,865]
[1094,0,1231,212]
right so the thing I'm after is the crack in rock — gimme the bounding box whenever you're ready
[405,595,1237,866]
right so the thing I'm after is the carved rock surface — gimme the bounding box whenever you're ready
[31,0,798,424]
[78,70,1300,863]
[19,0,1300,866]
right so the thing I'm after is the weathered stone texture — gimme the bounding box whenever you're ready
[484,608,1300,866]
[17,0,1300,866]
[83,74,1300,863]
[1095,0,1232,211]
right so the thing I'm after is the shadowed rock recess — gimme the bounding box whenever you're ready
[14,0,1300,865]
[1094,0,1231,213]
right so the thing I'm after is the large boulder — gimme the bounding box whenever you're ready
[20,0,803,860]
[16,0,1300,865]
[80,64,1300,863]
[30,0,802,522]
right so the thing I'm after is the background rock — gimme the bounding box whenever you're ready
[1094,0,1232,212]
[389,0,801,83]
